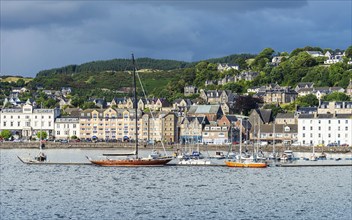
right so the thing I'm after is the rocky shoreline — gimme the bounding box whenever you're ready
[1,142,351,153]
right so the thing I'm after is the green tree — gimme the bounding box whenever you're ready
[251,48,275,70]
[263,104,285,117]
[36,131,48,140]
[233,95,262,115]
[82,102,97,109]
[71,96,85,107]
[0,130,12,140]
[223,83,244,93]
[345,46,352,59]
[44,98,57,108]
[296,94,319,107]
[281,102,297,112]
[16,79,26,87]
[323,92,350,101]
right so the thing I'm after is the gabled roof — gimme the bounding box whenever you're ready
[256,109,272,123]
[297,107,317,114]
[188,105,222,114]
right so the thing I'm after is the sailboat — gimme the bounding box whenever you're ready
[225,118,267,168]
[18,104,47,164]
[87,54,172,166]
[309,144,317,161]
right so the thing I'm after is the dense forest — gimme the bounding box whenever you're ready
[1,46,352,109]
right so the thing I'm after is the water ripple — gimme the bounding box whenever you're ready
[1,149,352,220]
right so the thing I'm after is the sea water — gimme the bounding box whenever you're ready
[1,149,351,220]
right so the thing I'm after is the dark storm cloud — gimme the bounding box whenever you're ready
[0,0,350,77]
[1,1,107,30]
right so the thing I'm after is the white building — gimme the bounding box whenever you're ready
[54,117,80,139]
[297,113,352,146]
[0,104,61,139]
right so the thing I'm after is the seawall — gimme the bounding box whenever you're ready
[0,141,351,153]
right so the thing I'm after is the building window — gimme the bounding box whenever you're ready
[328,127,331,131]
[328,134,331,138]
[328,120,331,124]
[303,126,305,131]
[338,120,340,124]
[56,131,60,135]
[346,126,348,131]
[18,122,20,126]
[310,126,313,131]
[318,126,321,131]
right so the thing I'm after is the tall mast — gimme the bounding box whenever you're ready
[40,103,42,152]
[273,119,275,155]
[132,54,138,158]
[239,118,242,162]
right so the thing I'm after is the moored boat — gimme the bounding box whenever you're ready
[280,150,294,161]
[87,54,172,167]
[225,118,267,168]
[225,160,267,168]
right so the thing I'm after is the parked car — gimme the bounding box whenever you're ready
[327,142,338,147]
[260,141,268,146]
[291,142,300,146]
[340,143,349,147]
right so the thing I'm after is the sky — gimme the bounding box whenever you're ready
[1,0,351,77]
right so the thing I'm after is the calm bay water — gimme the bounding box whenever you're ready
[1,149,351,220]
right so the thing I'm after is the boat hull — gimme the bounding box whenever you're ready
[88,158,172,167]
[225,161,267,168]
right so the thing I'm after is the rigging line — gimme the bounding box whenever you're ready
[134,66,168,156]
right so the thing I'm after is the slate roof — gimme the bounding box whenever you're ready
[296,107,317,114]
[257,109,272,123]
[276,113,295,119]
[188,105,221,114]
[298,114,315,119]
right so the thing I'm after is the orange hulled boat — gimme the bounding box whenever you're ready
[225,160,267,168]
[224,118,267,168]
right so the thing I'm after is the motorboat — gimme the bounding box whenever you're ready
[280,150,294,161]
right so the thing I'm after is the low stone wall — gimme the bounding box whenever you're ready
[0,141,351,153]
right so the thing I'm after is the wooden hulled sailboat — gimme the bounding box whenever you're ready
[87,54,172,166]
[225,118,267,168]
